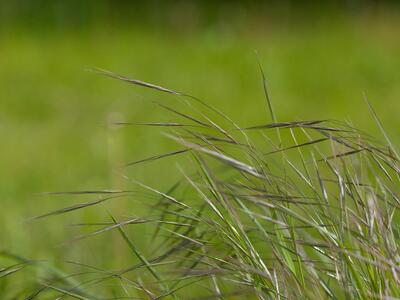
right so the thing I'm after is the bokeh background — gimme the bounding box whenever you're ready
[1,0,400,295]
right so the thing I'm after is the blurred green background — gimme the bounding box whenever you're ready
[1,0,400,295]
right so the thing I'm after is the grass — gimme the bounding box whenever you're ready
[2,10,400,299]
[2,67,400,299]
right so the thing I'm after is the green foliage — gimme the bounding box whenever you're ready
[3,70,400,299]
[2,6,400,298]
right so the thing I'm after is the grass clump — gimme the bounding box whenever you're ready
[2,69,400,299]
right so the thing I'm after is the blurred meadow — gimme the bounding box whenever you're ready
[1,1,400,297]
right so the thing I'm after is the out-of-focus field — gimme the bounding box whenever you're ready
[1,4,400,292]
